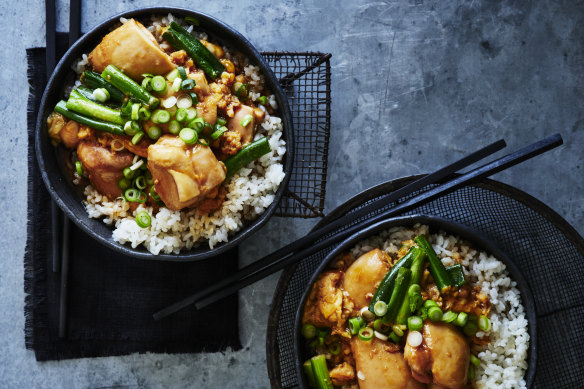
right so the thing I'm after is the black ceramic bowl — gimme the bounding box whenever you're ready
[294,215,537,388]
[35,7,294,261]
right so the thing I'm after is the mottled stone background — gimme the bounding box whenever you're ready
[1,0,582,387]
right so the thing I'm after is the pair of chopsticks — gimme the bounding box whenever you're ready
[46,0,82,338]
[154,133,563,320]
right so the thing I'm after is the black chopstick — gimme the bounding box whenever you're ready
[153,138,507,320]
[58,0,82,339]
[192,134,563,310]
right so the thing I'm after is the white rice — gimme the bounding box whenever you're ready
[76,14,286,254]
[350,224,529,389]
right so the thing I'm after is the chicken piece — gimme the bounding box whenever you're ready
[351,338,424,389]
[196,94,221,126]
[302,271,345,330]
[329,362,355,386]
[106,133,151,158]
[76,142,134,199]
[342,249,391,309]
[147,135,226,210]
[217,130,242,156]
[200,39,224,58]
[404,322,470,389]
[60,121,81,149]
[191,71,210,96]
[227,105,256,146]
[88,19,176,80]
[47,112,67,145]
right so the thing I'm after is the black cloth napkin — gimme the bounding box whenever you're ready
[25,34,241,361]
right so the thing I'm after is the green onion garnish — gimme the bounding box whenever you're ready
[181,79,195,91]
[216,117,227,126]
[152,109,171,124]
[75,161,83,176]
[328,342,341,355]
[124,188,146,203]
[478,315,491,332]
[123,167,136,179]
[468,364,476,380]
[441,311,457,323]
[407,315,423,331]
[423,299,438,309]
[177,66,187,79]
[389,332,401,343]
[150,186,161,202]
[166,68,180,82]
[131,132,145,145]
[301,323,317,339]
[189,117,206,132]
[240,114,253,127]
[348,317,364,335]
[392,325,404,337]
[463,321,478,337]
[358,327,373,342]
[131,103,140,121]
[117,177,131,191]
[373,300,388,317]
[257,95,268,105]
[190,92,199,105]
[138,107,151,121]
[470,354,481,367]
[175,108,188,123]
[151,76,167,93]
[147,125,162,141]
[92,88,110,103]
[135,211,151,228]
[179,128,198,145]
[186,107,197,122]
[168,120,181,135]
[236,83,249,100]
[134,175,147,190]
[428,306,443,322]
[455,312,469,327]
[373,318,389,333]
[141,77,152,91]
[210,126,227,140]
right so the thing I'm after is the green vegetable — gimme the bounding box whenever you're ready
[455,312,469,327]
[424,299,438,309]
[468,364,476,380]
[358,327,373,342]
[407,315,423,331]
[123,167,137,179]
[368,248,417,313]
[117,177,131,192]
[303,360,317,388]
[396,247,426,324]
[179,128,198,145]
[135,211,151,228]
[470,354,481,367]
[224,137,272,177]
[189,117,206,132]
[348,317,364,335]
[408,284,423,314]
[124,188,146,203]
[310,355,333,389]
[392,325,404,337]
[235,82,250,100]
[138,107,151,121]
[181,79,195,90]
[74,86,97,101]
[80,71,124,103]
[162,22,226,79]
[257,95,268,105]
[75,161,83,176]
[428,306,443,322]
[415,234,454,292]
[93,88,110,103]
[186,107,198,122]
[389,332,402,343]
[446,263,467,287]
[141,76,152,91]
[131,103,140,121]
[175,108,188,123]
[382,267,411,325]
[177,66,187,80]
[152,109,171,124]
[101,65,159,108]
[301,323,317,339]
[240,114,253,127]
[441,311,457,323]
[373,318,389,333]
[54,101,124,136]
[134,176,147,190]
[151,76,167,93]
[132,132,145,145]
[66,96,125,125]
[328,342,341,355]
[478,315,491,332]
[147,125,162,141]
[210,126,227,140]
[168,120,181,135]
[463,321,478,337]
[216,117,227,126]
[373,301,388,317]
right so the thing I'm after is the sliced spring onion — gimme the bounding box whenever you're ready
[236,82,249,100]
[310,355,333,389]
[123,167,136,179]
[348,317,364,335]
[478,315,491,332]
[175,108,188,123]
[129,159,144,171]
[166,68,180,82]
[121,100,133,118]
[147,125,162,141]
[257,95,268,105]
[176,94,193,109]
[162,96,177,109]
[470,354,481,367]
[152,109,171,124]
[141,76,152,91]
[124,188,146,203]
[131,103,140,121]
[407,330,423,348]
[216,117,227,126]
[302,360,317,389]
[301,323,317,339]
[75,161,83,176]
[468,364,476,380]
[240,114,253,127]
[151,76,167,93]
[374,330,388,341]
[150,186,161,202]
[198,138,209,146]
[360,307,375,322]
[428,306,443,322]
[145,170,154,186]
[135,211,151,228]
[138,107,151,121]
[117,177,131,191]
[181,79,195,90]
[190,92,199,105]
[455,312,469,327]
[358,327,373,342]
[407,316,423,332]
[177,66,187,79]
[179,128,198,145]
[189,117,206,132]
[442,311,457,323]
[171,77,182,92]
[373,319,389,333]
[388,332,401,343]
[373,301,388,317]
[392,325,404,337]
[134,176,147,190]
[463,321,478,337]
[210,126,227,140]
[328,342,341,355]
[132,132,145,145]
[168,120,181,135]
[423,299,438,309]
[92,88,110,103]
[141,73,154,78]
[186,107,198,122]
[111,139,125,151]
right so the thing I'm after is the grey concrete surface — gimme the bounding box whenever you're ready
[1,0,583,387]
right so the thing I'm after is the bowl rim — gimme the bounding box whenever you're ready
[293,214,537,388]
[35,6,295,261]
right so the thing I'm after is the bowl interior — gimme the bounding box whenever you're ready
[35,7,294,261]
[293,214,537,388]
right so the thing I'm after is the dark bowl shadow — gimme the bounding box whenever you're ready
[293,214,537,388]
[35,7,294,261]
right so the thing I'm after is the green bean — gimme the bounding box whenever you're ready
[66,95,125,125]
[224,137,272,177]
[81,71,124,102]
[53,101,124,136]
[382,267,411,325]
[415,234,454,292]
[101,65,159,108]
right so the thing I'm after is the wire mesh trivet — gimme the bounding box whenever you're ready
[267,176,584,388]
[262,52,331,218]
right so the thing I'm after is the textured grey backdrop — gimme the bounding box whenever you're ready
[1,0,582,387]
